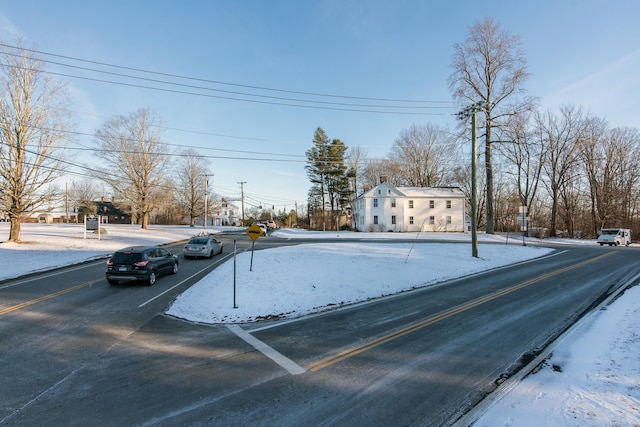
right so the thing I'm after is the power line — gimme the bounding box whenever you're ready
[0,43,456,115]
[38,69,452,116]
[0,43,455,105]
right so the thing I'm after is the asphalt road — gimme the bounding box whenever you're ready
[1,234,638,426]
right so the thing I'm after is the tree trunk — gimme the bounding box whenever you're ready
[485,121,495,234]
[550,187,559,237]
[9,216,21,242]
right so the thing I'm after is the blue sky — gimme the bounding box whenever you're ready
[1,1,638,213]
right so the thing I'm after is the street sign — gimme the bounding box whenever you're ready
[246,224,264,241]
[245,224,264,271]
[84,216,101,240]
[86,217,99,231]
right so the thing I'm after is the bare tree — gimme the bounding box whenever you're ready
[0,39,73,242]
[497,111,544,212]
[345,146,368,198]
[361,157,404,189]
[582,124,640,233]
[537,104,587,237]
[449,17,532,233]
[174,148,211,227]
[579,116,610,234]
[93,108,171,229]
[73,178,100,221]
[452,163,487,230]
[390,123,453,187]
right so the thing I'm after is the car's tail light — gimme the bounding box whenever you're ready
[106,259,113,266]
[134,260,150,267]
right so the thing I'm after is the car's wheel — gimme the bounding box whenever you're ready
[208,249,213,259]
[599,243,604,246]
[171,261,179,274]
[147,271,157,286]
[107,279,118,285]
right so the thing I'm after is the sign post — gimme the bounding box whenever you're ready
[233,239,238,309]
[245,223,264,272]
[518,206,528,246]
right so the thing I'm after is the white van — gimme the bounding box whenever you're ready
[597,228,632,246]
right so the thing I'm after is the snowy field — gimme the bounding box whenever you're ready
[0,222,638,425]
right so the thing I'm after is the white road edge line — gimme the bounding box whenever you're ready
[227,324,305,375]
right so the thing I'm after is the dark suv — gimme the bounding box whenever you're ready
[106,246,179,286]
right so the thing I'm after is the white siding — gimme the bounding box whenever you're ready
[353,184,465,233]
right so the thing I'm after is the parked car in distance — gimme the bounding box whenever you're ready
[253,222,268,235]
[263,220,276,231]
[183,235,223,259]
[106,246,179,286]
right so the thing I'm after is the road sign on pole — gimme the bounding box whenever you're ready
[245,224,264,271]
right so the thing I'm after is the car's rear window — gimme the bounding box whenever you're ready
[111,251,143,263]
[189,238,209,244]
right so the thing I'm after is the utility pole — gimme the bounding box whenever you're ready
[457,101,487,258]
[65,182,69,224]
[203,174,213,230]
[237,181,247,225]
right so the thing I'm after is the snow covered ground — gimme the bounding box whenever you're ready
[1,223,638,425]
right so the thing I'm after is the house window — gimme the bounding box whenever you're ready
[391,198,396,208]
[446,216,452,224]
[378,189,381,194]
[374,215,379,224]
[391,215,396,225]
[429,216,435,224]
[409,216,414,225]
[409,200,414,208]
[446,200,452,209]
[373,198,378,208]
[429,200,434,208]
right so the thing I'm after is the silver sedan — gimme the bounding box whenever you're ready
[183,236,223,259]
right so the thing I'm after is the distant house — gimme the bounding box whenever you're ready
[352,181,466,232]
[28,211,68,224]
[95,201,132,224]
[210,200,241,226]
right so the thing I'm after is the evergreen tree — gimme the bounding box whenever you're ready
[305,128,350,230]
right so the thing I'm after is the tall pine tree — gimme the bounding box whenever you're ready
[305,127,349,230]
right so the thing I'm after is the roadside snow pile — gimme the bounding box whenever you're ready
[473,285,640,426]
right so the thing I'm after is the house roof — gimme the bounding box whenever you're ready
[358,183,465,199]
[396,187,465,198]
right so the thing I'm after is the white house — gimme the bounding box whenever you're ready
[211,201,241,226]
[352,182,467,232]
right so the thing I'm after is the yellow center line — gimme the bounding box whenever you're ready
[0,278,103,316]
[306,251,614,372]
